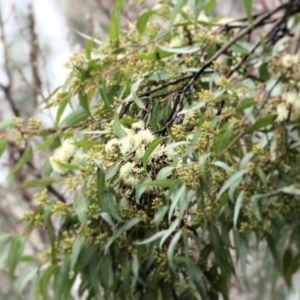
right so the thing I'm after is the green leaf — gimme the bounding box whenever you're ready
[100,212,115,227]
[186,262,208,299]
[54,160,80,171]
[73,140,98,148]
[132,91,146,110]
[15,265,38,295]
[233,190,244,229]
[170,0,187,26]
[251,195,262,221]
[214,122,234,153]
[0,233,10,245]
[109,0,123,43]
[73,190,88,228]
[236,97,256,112]
[154,206,168,225]
[281,185,300,196]
[136,10,156,35]
[71,237,85,271]
[102,188,123,222]
[135,177,151,202]
[18,177,64,189]
[167,230,182,272]
[105,162,120,180]
[34,134,59,152]
[213,161,236,173]
[73,29,102,45]
[136,218,180,246]
[259,62,270,82]
[6,235,25,277]
[55,97,69,126]
[246,115,276,133]
[168,184,186,222]
[78,92,91,116]
[243,0,253,24]
[61,110,89,126]
[138,179,177,188]
[105,217,140,252]
[265,232,280,265]
[160,218,181,248]
[0,119,16,131]
[217,170,246,199]
[135,230,166,245]
[113,112,127,138]
[99,78,111,107]
[8,147,33,178]
[158,45,201,54]
[157,166,175,180]
[205,0,216,15]
[86,37,94,59]
[178,101,205,115]
[40,265,59,300]
[97,166,105,203]
[142,137,165,169]
[0,138,8,158]
[54,256,71,300]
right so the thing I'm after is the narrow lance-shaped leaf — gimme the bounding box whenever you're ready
[113,112,127,138]
[105,217,140,253]
[73,190,88,229]
[0,138,8,158]
[8,147,33,178]
[18,177,65,189]
[39,265,59,300]
[138,179,177,188]
[168,184,186,222]
[109,0,123,44]
[243,0,253,24]
[97,166,105,203]
[234,190,244,229]
[142,137,165,170]
[170,0,187,26]
[167,230,182,272]
[136,10,157,34]
[217,170,246,199]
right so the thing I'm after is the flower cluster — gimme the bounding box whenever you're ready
[49,138,80,174]
[98,121,175,188]
[276,91,300,122]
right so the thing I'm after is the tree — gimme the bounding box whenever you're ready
[1,0,300,299]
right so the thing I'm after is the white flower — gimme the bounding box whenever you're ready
[186,133,194,142]
[285,92,300,111]
[119,162,139,186]
[276,103,289,122]
[139,129,154,144]
[170,36,184,48]
[105,138,119,153]
[119,161,134,178]
[119,134,136,156]
[49,138,77,174]
[166,149,175,160]
[135,146,146,160]
[281,54,299,68]
[131,121,146,132]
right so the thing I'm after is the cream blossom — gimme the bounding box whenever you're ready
[281,54,299,68]
[49,138,77,174]
[284,92,300,111]
[105,138,119,153]
[276,103,289,122]
[170,36,185,48]
[119,161,139,186]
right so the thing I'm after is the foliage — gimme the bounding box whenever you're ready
[1,0,300,299]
